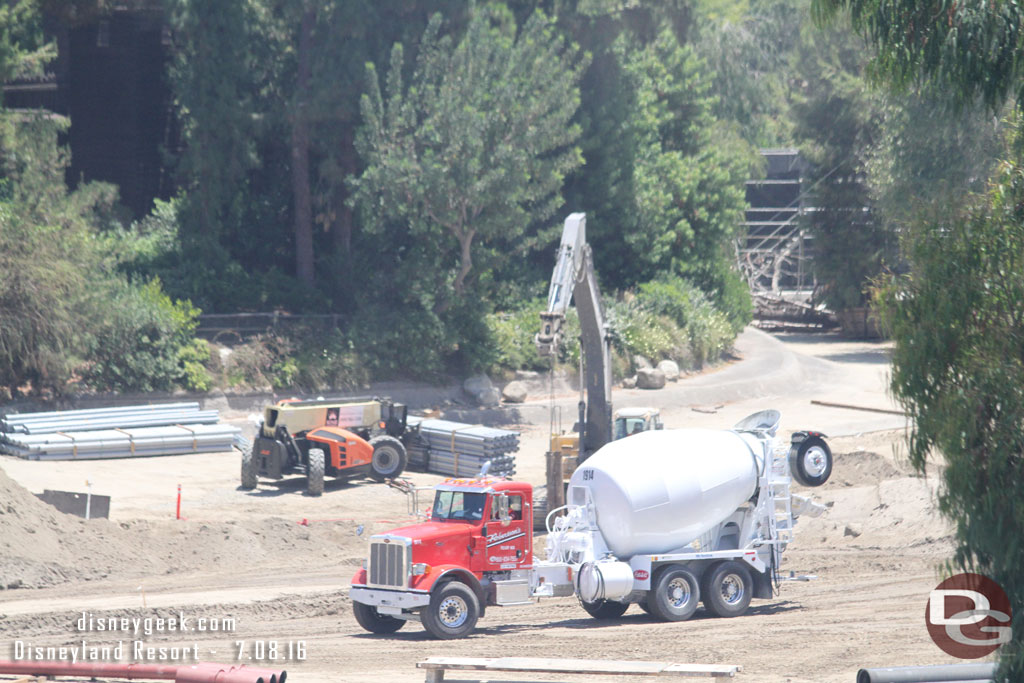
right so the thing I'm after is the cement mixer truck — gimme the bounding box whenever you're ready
[349,409,832,638]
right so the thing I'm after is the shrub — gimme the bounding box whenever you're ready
[606,298,685,365]
[224,333,295,391]
[635,275,736,368]
[485,298,551,376]
[80,279,204,392]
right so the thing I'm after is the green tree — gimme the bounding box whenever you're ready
[875,117,1024,679]
[351,7,585,313]
[694,0,804,146]
[792,22,895,311]
[813,0,1024,109]
[0,114,91,396]
[551,5,752,328]
[865,90,1003,229]
[165,0,262,309]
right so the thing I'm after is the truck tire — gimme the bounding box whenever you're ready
[240,447,257,490]
[648,566,700,622]
[789,435,833,487]
[581,599,629,620]
[702,561,753,618]
[352,601,405,634]
[422,581,480,639]
[368,435,407,481]
[307,448,325,497]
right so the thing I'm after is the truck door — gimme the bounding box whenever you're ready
[483,493,531,570]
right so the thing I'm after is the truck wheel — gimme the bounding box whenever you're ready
[703,561,753,618]
[422,581,479,639]
[581,599,629,620]
[240,448,257,490]
[307,448,325,497]
[648,566,700,622]
[352,601,404,634]
[789,436,833,487]
[369,435,407,481]
[637,599,654,615]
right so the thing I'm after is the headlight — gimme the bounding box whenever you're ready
[411,563,431,576]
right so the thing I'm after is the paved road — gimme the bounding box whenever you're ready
[511,326,908,439]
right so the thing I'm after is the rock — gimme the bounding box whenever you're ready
[657,359,680,381]
[515,370,540,381]
[621,375,637,389]
[636,368,666,390]
[501,381,528,404]
[464,374,499,405]
[633,355,652,370]
[844,525,862,538]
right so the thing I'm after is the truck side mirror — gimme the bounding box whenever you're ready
[495,493,511,525]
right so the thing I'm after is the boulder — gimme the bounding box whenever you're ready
[464,375,500,407]
[621,375,637,389]
[636,367,666,390]
[657,359,680,381]
[501,381,528,404]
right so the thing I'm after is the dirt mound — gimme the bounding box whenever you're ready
[821,448,910,489]
[0,465,366,591]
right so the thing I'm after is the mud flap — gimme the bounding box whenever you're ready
[752,567,773,599]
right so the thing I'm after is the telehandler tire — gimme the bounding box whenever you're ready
[581,599,629,619]
[702,560,753,618]
[352,601,405,634]
[307,448,325,496]
[368,435,407,481]
[240,448,257,490]
[422,581,479,639]
[648,565,700,622]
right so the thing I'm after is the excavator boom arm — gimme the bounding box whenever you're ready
[536,213,612,457]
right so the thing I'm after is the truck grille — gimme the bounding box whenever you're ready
[368,536,410,588]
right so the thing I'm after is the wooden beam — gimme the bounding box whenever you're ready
[810,399,907,417]
[417,656,741,678]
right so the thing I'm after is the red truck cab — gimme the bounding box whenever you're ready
[350,478,534,638]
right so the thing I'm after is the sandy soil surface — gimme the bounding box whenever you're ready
[0,330,982,682]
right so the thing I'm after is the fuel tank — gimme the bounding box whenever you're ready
[568,428,763,558]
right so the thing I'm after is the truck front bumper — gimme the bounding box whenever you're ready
[350,586,431,613]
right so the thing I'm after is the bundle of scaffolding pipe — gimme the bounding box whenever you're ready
[2,424,242,460]
[406,416,519,477]
[1,402,218,434]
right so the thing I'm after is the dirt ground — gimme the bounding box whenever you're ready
[0,331,982,682]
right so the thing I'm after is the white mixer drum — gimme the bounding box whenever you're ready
[569,428,763,558]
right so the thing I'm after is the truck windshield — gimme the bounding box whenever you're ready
[614,417,646,440]
[432,491,486,522]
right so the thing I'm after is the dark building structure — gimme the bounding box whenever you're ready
[2,6,177,219]
[739,149,814,293]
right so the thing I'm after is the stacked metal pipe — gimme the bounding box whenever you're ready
[1,402,217,434]
[406,416,518,477]
[0,403,241,460]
